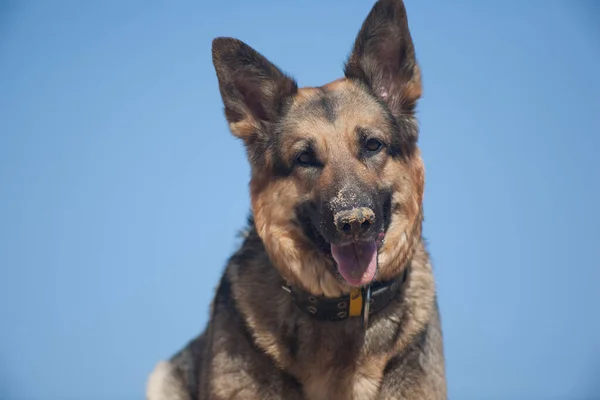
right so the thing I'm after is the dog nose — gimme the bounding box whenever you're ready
[334,207,375,238]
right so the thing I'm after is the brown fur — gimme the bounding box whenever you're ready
[147,1,447,399]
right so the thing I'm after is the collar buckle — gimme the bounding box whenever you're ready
[363,285,372,328]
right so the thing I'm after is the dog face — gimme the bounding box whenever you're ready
[212,0,424,297]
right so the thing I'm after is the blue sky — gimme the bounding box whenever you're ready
[1,1,599,399]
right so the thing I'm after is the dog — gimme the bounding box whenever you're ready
[147,0,446,398]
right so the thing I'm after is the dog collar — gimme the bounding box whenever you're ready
[282,267,408,327]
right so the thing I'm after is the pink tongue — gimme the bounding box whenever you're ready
[331,241,378,286]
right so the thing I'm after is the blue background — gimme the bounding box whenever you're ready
[1,1,599,399]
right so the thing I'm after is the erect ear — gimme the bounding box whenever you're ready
[212,37,298,143]
[344,0,421,118]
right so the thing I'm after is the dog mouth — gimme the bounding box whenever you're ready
[298,214,386,287]
[295,195,392,287]
[331,240,379,286]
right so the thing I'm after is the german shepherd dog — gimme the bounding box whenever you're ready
[147,0,446,398]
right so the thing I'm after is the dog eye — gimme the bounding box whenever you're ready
[365,138,383,152]
[296,151,318,167]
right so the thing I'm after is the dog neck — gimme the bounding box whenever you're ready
[282,267,409,326]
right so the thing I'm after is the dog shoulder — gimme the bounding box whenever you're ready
[146,333,207,400]
[378,297,447,399]
[146,360,191,400]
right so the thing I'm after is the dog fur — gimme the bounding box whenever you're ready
[147,1,447,398]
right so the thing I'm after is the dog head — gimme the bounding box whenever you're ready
[212,0,424,297]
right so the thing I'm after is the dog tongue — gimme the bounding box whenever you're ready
[331,241,378,286]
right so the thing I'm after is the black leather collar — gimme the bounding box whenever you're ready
[283,267,408,322]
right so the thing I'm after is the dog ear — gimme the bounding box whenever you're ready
[344,0,421,117]
[212,37,298,143]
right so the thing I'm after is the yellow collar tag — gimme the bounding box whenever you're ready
[349,288,363,317]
